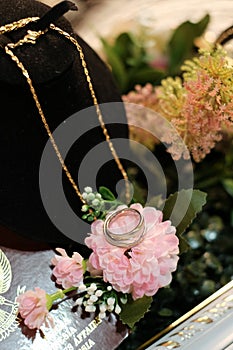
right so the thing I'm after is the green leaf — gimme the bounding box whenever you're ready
[128,67,166,90]
[114,32,135,61]
[158,308,173,317]
[114,33,148,68]
[195,13,211,36]
[119,295,153,329]
[163,189,207,253]
[100,38,127,92]
[168,14,210,75]
[222,178,233,197]
[87,215,95,222]
[99,186,116,201]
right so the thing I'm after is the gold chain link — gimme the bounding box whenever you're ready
[5,44,86,204]
[1,17,130,204]
[50,24,130,197]
[0,17,39,34]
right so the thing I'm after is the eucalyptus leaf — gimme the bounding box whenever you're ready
[163,189,207,253]
[99,186,116,201]
[119,295,153,329]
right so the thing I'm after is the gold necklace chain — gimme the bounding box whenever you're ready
[0,17,39,34]
[1,17,130,205]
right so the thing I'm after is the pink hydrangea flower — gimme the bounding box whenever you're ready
[85,203,179,300]
[51,248,85,289]
[17,287,53,329]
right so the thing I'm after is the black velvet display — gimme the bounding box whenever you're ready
[0,0,129,250]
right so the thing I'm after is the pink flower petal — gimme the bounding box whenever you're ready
[86,203,179,300]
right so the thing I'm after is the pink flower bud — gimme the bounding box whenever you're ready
[51,248,85,289]
[16,287,54,330]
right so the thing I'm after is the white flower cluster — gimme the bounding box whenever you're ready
[81,187,104,211]
[74,282,122,320]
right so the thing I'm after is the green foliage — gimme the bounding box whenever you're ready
[117,142,233,350]
[82,186,125,222]
[101,14,210,94]
[111,11,233,350]
[163,189,207,253]
[99,186,116,201]
[168,14,210,75]
[119,295,153,329]
[101,32,165,93]
[117,205,233,350]
[222,178,233,197]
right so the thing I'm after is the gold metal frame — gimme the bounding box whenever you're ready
[137,279,233,350]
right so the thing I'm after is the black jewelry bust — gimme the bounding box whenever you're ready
[0,0,128,252]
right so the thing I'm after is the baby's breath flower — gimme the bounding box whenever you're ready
[90,283,97,290]
[99,312,106,319]
[82,192,88,200]
[87,299,94,305]
[107,297,115,306]
[78,284,86,293]
[87,283,97,295]
[84,187,92,193]
[120,295,128,304]
[115,304,121,314]
[95,290,103,297]
[89,295,98,303]
[86,193,95,202]
[92,199,100,207]
[81,205,89,212]
[85,305,96,313]
[81,187,105,222]
[74,297,84,306]
[99,303,107,313]
[107,304,115,312]
[107,286,112,291]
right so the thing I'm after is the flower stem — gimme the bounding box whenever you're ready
[63,287,77,295]
[47,287,77,310]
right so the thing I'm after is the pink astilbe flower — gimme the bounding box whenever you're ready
[123,47,233,162]
[181,73,223,161]
[179,48,233,161]
[123,80,190,160]
[123,84,160,150]
[123,84,158,109]
[51,248,85,289]
[17,287,53,330]
[85,203,179,300]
